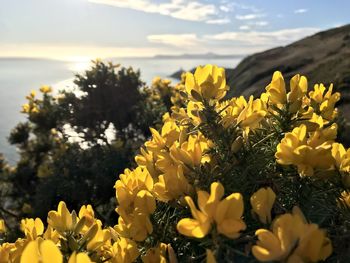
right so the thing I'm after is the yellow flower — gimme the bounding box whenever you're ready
[185,64,228,101]
[78,204,100,232]
[219,96,247,128]
[250,187,276,224]
[177,182,245,239]
[333,143,350,186]
[20,239,62,263]
[31,106,40,114]
[275,124,335,176]
[144,117,181,153]
[0,219,6,234]
[21,103,30,113]
[213,191,246,239]
[265,72,310,115]
[275,124,307,165]
[47,201,74,232]
[86,223,111,251]
[252,206,332,262]
[30,90,36,98]
[266,71,286,105]
[153,131,210,179]
[142,243,168,263]
[236,96,266,135]
[153,165,191,202]
[288,74,308,113]
[135,147,158,178]
[160,118,181,147]
[20,218,44,240]
[169,133,211,167]
[134,189,156,215]
[332,143,350,173]
[146,128,167,152]
[177,182,223,238]
[43,226,60,244]
[40,85,52,93]
[115,167,154,212]
[300,112,326,132]
[309,83,340,121]
[187,100,204,126]
[0,243,13,263]
[68,252,93,263]
[114,209,153,242]
[220,95,267,136]
[141,243,177,263]
[108,237,139,263]
[8,238,27,262]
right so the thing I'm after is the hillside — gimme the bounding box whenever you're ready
[225,24,350,108]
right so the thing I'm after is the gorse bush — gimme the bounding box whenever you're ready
[1,64,350,262]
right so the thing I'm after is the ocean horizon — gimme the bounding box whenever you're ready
[0,56,242,164]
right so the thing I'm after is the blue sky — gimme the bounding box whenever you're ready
[0,0,349,60]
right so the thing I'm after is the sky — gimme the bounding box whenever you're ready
[0,0,349,61]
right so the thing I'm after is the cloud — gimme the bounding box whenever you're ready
[206,18,231,25]
[146,27,320,55]
[254,21,269,26]
[147,34,201,47]
[239,21,269,31]
[204,27,319,46]
[219,5,231,13]
[235,13,265,20]
[294,9,308,14]
[239,25,251,30]
[88,0,218,22]
[249,21,270,27]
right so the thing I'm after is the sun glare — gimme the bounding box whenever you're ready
[67,57,92,72]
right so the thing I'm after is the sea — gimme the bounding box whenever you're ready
[0,57,242,164]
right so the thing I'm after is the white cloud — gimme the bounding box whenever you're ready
[206,18,231,25]
[235,13,265,20]
[147,34,200,47]
[146,27,320,55]
[294,9,308,14]
[254,21,269,26]
[88,0,218,22]
[239,21,268,31]
[228,2,260,13]
[219,5,231,12]
[239,25,251,30]
[204,27,319,46]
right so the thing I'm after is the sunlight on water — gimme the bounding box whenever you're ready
[67,57,92,72]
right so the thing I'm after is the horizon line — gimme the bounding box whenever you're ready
[0,53,247,62]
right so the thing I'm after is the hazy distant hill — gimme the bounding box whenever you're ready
[154,52,245,60]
